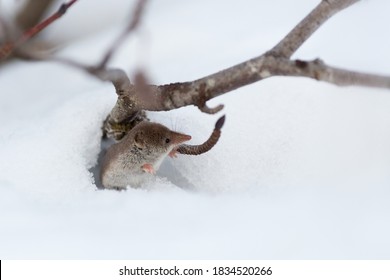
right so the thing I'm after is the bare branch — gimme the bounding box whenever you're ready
[271,0,359,58]
[194,82,225,114]
[198,103,224,115]
[118,55,390,116]
[0,0,78,60]
[97,0,148,69]
[12,0,390,143]
[287,59,390,88]
[144,57,269,112]
[103,0,367,125]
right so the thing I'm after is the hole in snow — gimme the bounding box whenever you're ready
[89,138,195,191]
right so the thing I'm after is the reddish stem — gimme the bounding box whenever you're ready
[0,0,78,60]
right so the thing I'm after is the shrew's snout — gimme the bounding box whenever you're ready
[171,132,191,145]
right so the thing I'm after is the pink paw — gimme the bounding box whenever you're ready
[141,163,155,174]
[169,148,178,158]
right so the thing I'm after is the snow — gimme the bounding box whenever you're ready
[1,0,390,259]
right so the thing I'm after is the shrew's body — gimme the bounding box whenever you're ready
[101,121,191,189]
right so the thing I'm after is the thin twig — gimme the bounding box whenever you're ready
[271,0,359,58]
[97,0,148,69]
[0,0,78,60]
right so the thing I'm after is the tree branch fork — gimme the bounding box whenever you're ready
[2,0,390,141]
[99,0,390,140]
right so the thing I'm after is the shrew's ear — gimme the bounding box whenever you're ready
[134,131,145,149]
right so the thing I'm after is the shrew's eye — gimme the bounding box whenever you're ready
[165,138,170,144]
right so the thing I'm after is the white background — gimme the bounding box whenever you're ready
[2,260,390,280]
[0,0,390,259]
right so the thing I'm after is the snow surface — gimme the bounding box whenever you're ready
[1,0,390,259]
